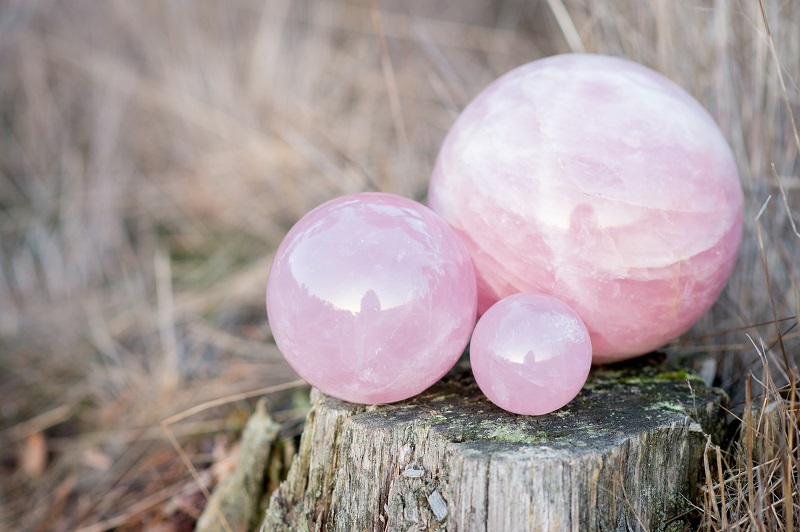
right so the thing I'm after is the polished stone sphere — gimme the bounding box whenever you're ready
[429,53,743,363]
[267,192,477,404]
[470,292,592,415]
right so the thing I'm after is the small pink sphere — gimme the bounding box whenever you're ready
[470,293,592,415]
[429,53,743,363]
[266,192,477,404]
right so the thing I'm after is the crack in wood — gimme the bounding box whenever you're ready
[261,355,726,531]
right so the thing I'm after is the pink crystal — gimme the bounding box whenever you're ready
[266,192,477,404]
[429,53,743,363]
[470,292,592,415]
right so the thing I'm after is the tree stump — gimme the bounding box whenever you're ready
[261,355,727,531]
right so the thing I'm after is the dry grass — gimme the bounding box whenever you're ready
[0,0,798,530]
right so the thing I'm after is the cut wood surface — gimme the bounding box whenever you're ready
[260,355,726,531]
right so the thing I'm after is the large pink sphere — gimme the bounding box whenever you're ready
[429,53,743,363]
[470,293,592,415]
[266,193,477,404]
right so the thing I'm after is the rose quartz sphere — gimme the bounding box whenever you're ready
[266,192,477,404]
[470,293,592,415]
[429,53,743,363]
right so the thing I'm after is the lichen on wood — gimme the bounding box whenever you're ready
[260,355,727,531]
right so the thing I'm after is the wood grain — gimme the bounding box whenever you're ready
[261,356,726,531]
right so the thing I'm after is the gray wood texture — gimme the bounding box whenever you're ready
[261,356,727,531]
[197,399,280,532]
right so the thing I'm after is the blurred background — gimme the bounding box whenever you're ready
[1,0,798,530]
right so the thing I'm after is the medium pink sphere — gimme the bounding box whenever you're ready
[470,293,592,415]
[266,192,477,404]
[429,53,743,363]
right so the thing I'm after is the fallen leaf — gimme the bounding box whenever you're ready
[20,431,47,477]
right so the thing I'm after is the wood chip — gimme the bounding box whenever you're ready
[426,490,447,521]
[401,467,425,478]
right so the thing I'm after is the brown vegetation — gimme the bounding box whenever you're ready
[1,1,798,530]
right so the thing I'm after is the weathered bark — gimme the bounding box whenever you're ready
[197,399,280,532]
[261,356,727,531]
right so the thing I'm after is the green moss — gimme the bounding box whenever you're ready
[647,401,687,413]
[472,420,571,444]
[618,370,705,386]
[429,395,451,403]
[592,369,625,380]
[658,370,705,383]
[486,425,549,443]
[577,397,599,407]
